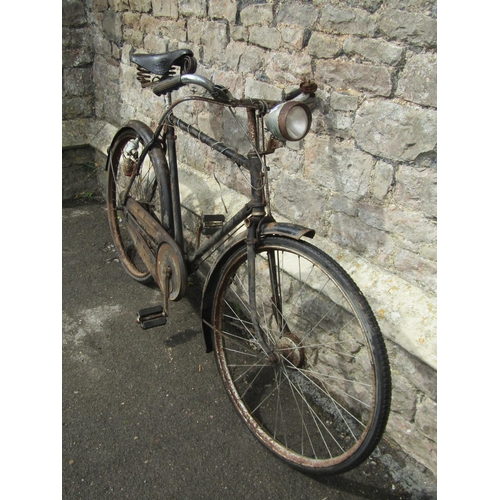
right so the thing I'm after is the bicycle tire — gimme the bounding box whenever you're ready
[210,236,391,474]
[107,122,170,283]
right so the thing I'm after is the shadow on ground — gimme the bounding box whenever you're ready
[62,199,436,500]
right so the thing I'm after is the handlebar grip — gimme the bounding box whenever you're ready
[284,81,318,101]
[284,88,302,101]
[153,75,183,95]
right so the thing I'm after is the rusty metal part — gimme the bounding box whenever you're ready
[300,80,318,95]
[277,333,305,368]
[124,196,188,302]
[246,220,279,364]
[265,136,282,153]
[156,241,187,302]
[136,67,163,88]
[121,156,136,176]
[122,210,157,277]
[246,108,258,148]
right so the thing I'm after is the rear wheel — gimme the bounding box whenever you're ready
[211,236,391,474]
[107,125,167,283]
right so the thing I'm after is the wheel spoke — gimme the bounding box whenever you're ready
[282,365,340,457]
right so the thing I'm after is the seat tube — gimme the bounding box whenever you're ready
[165,125,184,250]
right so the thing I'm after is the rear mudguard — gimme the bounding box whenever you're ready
[106,120,174,234]
[200,221,315,352]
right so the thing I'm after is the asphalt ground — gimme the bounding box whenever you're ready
[62,199,437,500]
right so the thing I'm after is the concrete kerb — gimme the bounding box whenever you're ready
[62,119,118,155]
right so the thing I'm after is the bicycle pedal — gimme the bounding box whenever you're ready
[201,214,225,236]
[137,305,167,330]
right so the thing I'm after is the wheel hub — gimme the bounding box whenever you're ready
[122,156,136,176]
[276,333,304,368]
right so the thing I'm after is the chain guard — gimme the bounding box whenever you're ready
[124,197,188,302]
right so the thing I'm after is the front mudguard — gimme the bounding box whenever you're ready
[200,221,315,352]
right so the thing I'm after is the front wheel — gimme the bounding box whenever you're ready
[210,236,391,475]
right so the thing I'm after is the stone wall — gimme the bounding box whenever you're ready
[63,0,94,120]
[63,0,102,199]
[63,0,437,475]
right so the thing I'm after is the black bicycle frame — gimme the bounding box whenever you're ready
[167,114,267,261]
[172,108,280,359]
[118,100,284,362]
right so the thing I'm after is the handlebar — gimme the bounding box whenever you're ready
[154,73,234,105]
[153,73,218,96]
[153,73,316,110]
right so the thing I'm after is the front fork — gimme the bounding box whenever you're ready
[244,106,281,363]
[245,214,280,364]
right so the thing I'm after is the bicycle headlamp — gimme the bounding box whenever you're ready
[265,101,312,142]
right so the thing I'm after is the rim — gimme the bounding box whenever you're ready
[213,241,380,470]
[108,132,161,279]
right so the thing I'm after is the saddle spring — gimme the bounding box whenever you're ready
[136,54,197,88]
[136,68,173,88]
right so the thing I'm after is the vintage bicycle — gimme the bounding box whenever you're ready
[106,49,391,475]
